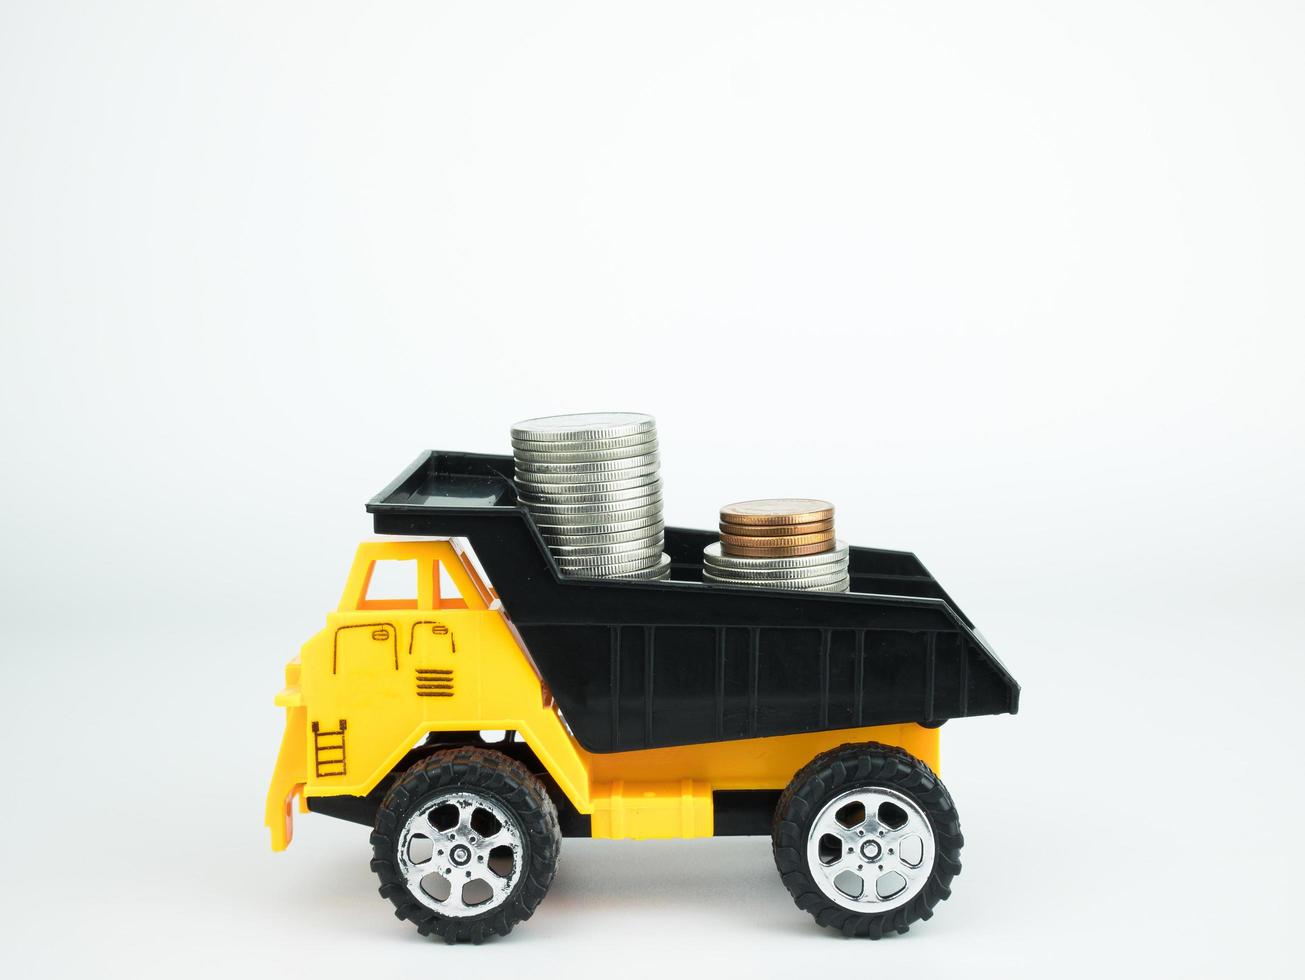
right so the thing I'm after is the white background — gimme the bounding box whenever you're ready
[2,1,1303,976]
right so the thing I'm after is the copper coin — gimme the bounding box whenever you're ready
[719,529,835,550]
[720,539,838,558]
[719,498,834,526]
[719,518,833,538]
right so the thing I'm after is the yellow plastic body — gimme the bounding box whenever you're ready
[265,540,940,849]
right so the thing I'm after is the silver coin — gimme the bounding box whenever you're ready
[697,555,850,581]
[515,472,661,496]
[519,492,663,517]
[540,521,666,546]
[512,440,659,464]
[514,462,661,486]
[702,574,850,593]
[544,534,665,557]
[553,543,664,568]
[516,475,661,496]
[514,466,661,490]
[701,540,849,570]
[527,502,664,528]
[531,512,664,535]
[571,552,672,579]
[702,562,847,583]
[511,412,656,443]
[540,516,662,540]
[516,479,663,506]
[703,567,850,590]
[558,552,664,576]
[610,553,673,579]
[511,431,658,454]
[702,559,847,577]
[810,577,852,592]
[514,451,660,476]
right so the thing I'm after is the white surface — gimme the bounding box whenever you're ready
[2,2,1303,977]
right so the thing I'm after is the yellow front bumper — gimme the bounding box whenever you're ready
[265,687,307,851]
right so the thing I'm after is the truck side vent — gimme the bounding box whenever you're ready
[416,668,454,698]
[312,719,347,777]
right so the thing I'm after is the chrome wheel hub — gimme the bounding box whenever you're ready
[397,791,525,918]
[806,785,936,913]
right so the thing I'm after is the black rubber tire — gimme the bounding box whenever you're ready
[370,747,561,943]
[772,742,963,938]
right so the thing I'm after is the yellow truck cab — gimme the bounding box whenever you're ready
[266,451,1019,943]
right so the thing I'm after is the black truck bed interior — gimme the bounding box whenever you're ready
[368,451,1019,754]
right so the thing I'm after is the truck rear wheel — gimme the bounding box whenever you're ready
[772,742,963,937]
[370,747,561,943]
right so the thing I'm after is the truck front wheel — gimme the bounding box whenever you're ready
[772,742,963,937]
[370,747,561,943]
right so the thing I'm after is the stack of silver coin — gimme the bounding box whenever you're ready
[702,542,851,592]
[511,412,671,581]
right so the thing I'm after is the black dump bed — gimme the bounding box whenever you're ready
[369,451,1020,754]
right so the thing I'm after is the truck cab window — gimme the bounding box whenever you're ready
[360,559,417,610]
[435,562,466,609]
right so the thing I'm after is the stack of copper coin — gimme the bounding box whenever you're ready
[704,498,850,591]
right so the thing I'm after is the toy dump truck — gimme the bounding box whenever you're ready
[266,451,1020,942]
